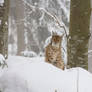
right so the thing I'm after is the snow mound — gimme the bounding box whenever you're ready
[21,50,37,57]
[0,56,92,92]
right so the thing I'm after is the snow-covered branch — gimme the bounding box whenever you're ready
[22,0,68,37]
[77,68,79,92]
[88,50,92,54]
[88,50,92,58]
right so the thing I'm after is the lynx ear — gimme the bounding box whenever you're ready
[52,31,54,35]
[52,31,57,35]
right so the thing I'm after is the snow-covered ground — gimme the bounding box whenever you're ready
[0,56,92,92]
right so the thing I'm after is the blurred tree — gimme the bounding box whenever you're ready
[15,0,25,55]
[0,0,9,58]
[67,0,91,70]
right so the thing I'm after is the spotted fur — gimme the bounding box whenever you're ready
[45,34,65,70]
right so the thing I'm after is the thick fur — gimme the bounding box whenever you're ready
[45,34,65,70]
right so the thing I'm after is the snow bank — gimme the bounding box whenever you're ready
[21,50,37,57]
[0,56,92,92]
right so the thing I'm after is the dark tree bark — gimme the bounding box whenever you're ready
[67,0,91,70]
[0,0,9,58]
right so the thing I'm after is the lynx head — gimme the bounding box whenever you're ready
[51,32,63,48]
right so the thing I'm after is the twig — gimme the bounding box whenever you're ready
[22,0,68,38]
[53,15,68,38]
[87,50,92,58]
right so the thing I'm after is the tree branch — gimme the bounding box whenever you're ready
[22,0,68,37]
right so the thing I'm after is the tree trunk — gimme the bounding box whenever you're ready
[67,0,91,70]
[88,0,92,72]
[15,0,25,55]
[0,0,9,58]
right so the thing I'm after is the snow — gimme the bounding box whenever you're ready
[0,56,92,92]
[21,50,37,57]
[0,54,5,66]
[9,0,70,57]
[88,50,92,58]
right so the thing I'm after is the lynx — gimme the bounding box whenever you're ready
[45,33,65,70]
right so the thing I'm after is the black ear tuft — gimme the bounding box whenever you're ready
[52,31,54,35]
[52,31,57,36]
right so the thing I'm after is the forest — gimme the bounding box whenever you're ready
[0,0,92,92]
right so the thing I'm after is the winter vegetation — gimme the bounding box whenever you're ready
[0,0,92,92]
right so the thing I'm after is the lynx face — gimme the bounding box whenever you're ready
[51,35,62,48]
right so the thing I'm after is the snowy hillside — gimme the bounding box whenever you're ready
[0,56,92,92]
